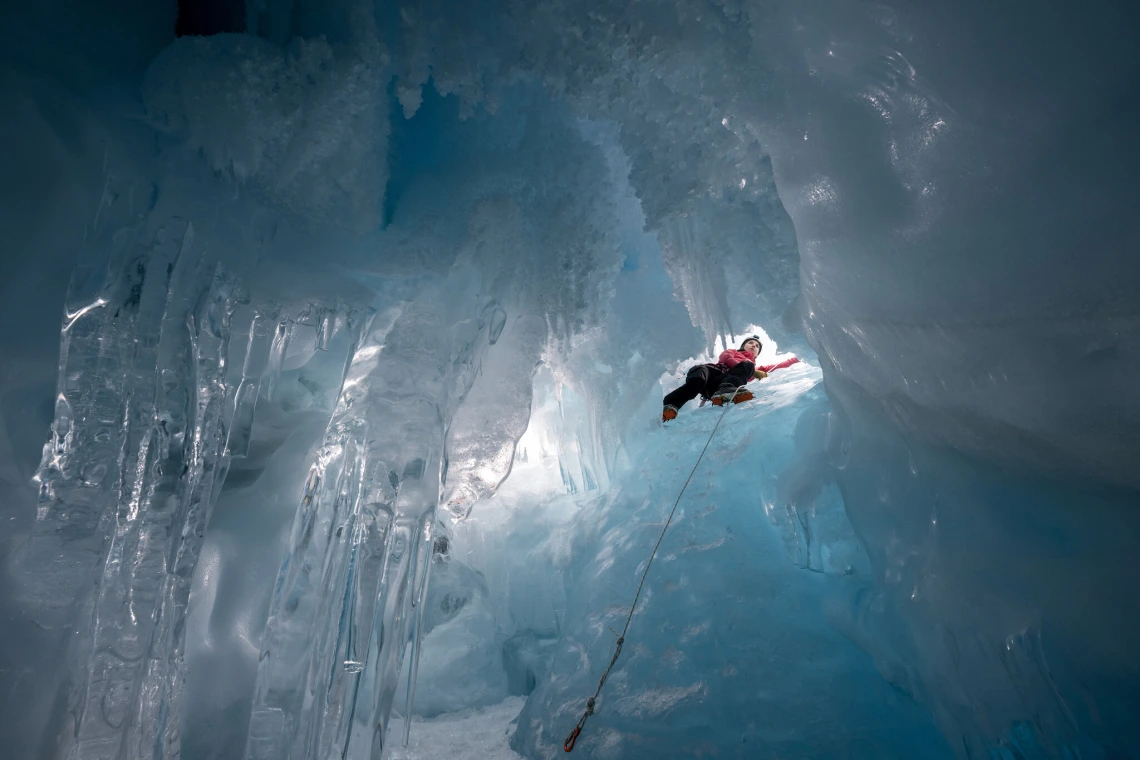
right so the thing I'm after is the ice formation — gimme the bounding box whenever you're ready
[1,1,1138,759]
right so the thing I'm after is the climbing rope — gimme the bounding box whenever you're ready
[563,385,743,752]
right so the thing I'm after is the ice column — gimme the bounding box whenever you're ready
[20,217,250,760]
[246,265,512,759]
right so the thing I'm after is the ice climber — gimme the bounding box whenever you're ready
[661,336,801,422]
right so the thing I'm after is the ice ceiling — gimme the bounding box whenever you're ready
[1,0,1138,759]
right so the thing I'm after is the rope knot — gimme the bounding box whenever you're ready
[585,696,595,715]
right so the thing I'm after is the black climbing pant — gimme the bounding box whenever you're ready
[663,360,754,410]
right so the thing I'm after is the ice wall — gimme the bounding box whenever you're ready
[2,0,1139,758]
[354,0,1140,754]
[508,363,955,759]
[1,9,672,757]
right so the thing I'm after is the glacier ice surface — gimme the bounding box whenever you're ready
[385,697,528,760]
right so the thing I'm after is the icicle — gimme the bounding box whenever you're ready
[401,520,437,747]
[345,503,394,673]
[264,317,291,401]
[225,311,274,458]
[247,287,509,760]
[245,315,383,760]
[317,306,336,350]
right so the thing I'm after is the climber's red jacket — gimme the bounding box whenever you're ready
[756,356,801,374]
[716,350,801,376]
[716,349,756,368]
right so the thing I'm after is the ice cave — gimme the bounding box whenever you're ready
[1,0,1138,758]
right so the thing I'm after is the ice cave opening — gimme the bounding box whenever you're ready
[1,1,1138,759]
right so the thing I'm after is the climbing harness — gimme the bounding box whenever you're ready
[563,384,743,752]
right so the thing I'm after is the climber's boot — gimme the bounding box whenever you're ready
[712,389,753,406]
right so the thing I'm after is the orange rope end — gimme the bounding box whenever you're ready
[563,726,582,752]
